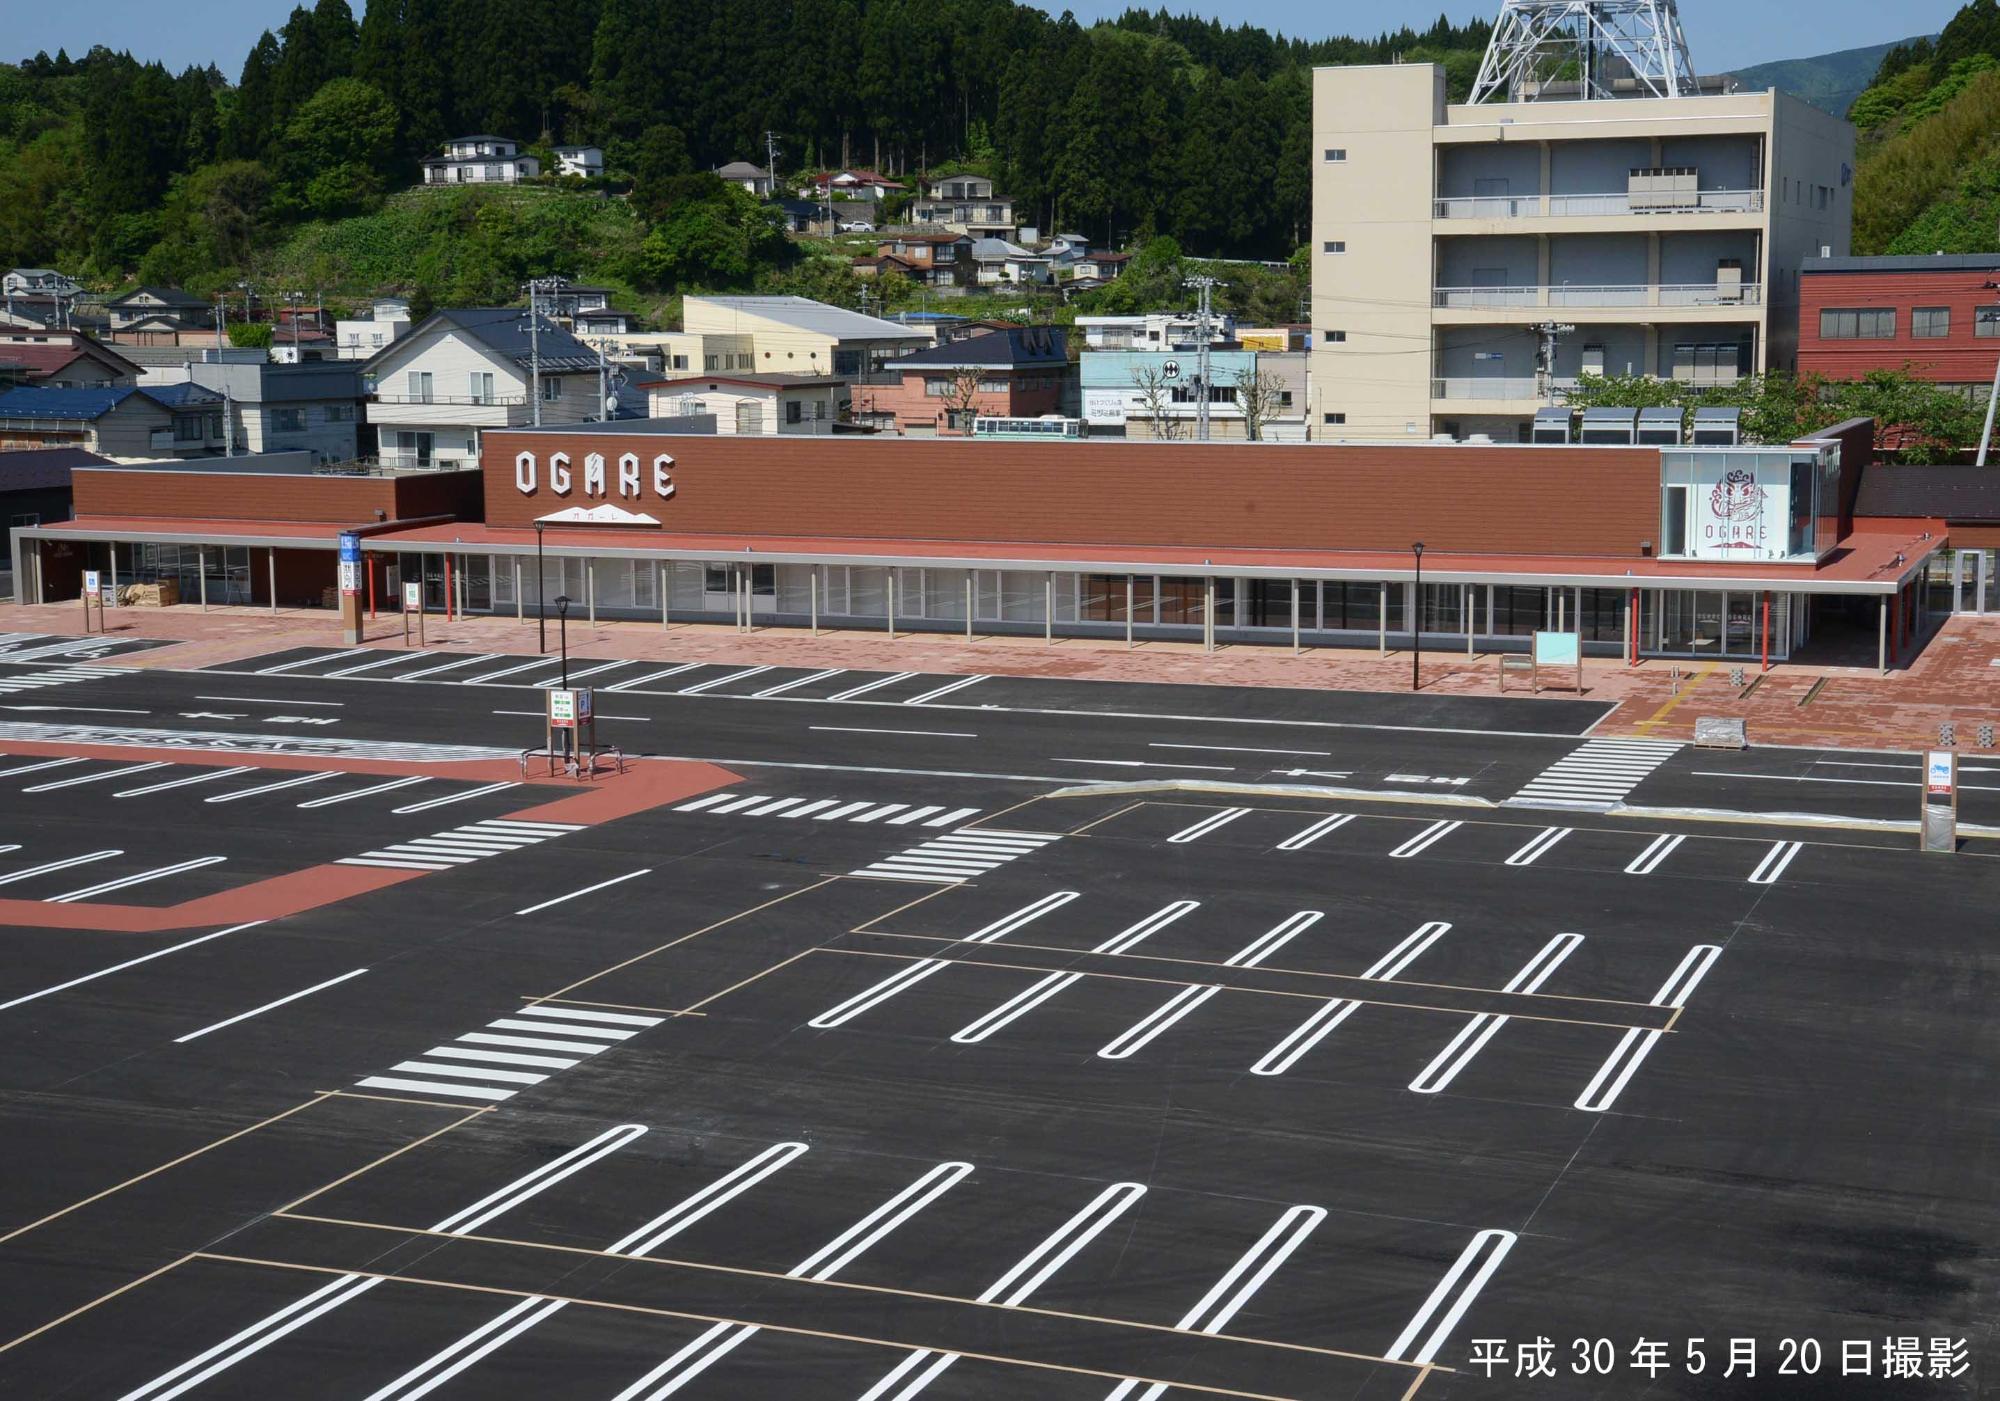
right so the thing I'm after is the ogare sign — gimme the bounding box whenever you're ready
[514,450,676,503]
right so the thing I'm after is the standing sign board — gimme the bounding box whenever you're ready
[546,688,595,768]
[1921,748,1957,853]
[401,579,425,646]
[1530,630,1584,693]
[83,570,101,601]
[338,533,362,597]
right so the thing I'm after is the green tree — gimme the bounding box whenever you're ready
[228,320,275,348]
[278,77,398,217]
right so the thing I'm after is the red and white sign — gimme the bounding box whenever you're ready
[1926,749,1956,796]
[338,560,360,596]
[515,450,676,503]
[82,570,101,600]
[548,688,592,729]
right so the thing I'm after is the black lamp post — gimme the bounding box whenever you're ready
[535,523,547,654]
[555,594,572,688]
[1411,542,1425,692]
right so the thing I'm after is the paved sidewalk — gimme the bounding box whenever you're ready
[6,600,1997,751]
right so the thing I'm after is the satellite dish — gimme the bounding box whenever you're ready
[604,395,620,415]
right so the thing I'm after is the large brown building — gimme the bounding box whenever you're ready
[6,420,1970,671]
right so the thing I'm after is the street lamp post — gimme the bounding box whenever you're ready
[555,594,572,688]
[535,523,547,653]
[1411,542,1426,692]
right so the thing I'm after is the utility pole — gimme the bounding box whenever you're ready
[1182,274,1226,442]
[764,130,781,189]
[1980,285,2000,466]
[1531,320,1575,400]
[522,276,563,428]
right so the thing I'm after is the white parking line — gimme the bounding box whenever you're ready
[810,726,978,739]
[1390,819,1463,859]
[1503,826,1571,867]
[535,660,630,688]
[1275,812,1353,851]
[1384,1229,1518,1364]
[808,959,952,1028]
[298,776,430,808]
[1624,832,1685,875]
[48,855,226,903]
[361,1296,567,1401]
[609,1142,810,1256]
[392,781,519,814]
[603,662,705,691]
[961,891,1081,944]
[391,655,495,682]
[22,761,167,792]
[325,652,424,678]
[826,672,915,701]
[173,968,370,1043]
[460,657,560,685]
[1408,932,1583,1094]
[1574,944,1723,1113]
[0,921,263,1013]
[514,869,651,916]
[1166,807,1250,844]
[1093,900,1201,956]
[754,668,842,698]
[1223,910,1323,967]
[1747,840,1804,885]
[902,674,987,705]
[115,766,252,798]
[1359,921,1451,980]
[430,1124,647,1236]
[951,972,1084,1044]
[0,849,123,888]
[203,772,331,803]
[1098,983,1221,1059]
[679,665,772,695]
[0,756,84,779]
[1250,999,1361,1076]
[254,648,369,675]
[857,1182,1148,1401]
[1150,743,1332,757]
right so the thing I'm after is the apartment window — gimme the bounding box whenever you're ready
[785,400,803,424]
[703,354,719,370]
[1278,391,1294,408]
[1323,412,1345,425]
[541,376,561,401]
[1913,307,1950,339]
[923,377,950,397]
[1322,241,1346,254]
[407,370,433,402]
[1819,308,1894,339]
[1322,330,1346,343]
[324,404,355,422]
[1978,307,2000,339]
[1323,148,1347,162]
[670,354,689,370]
[469,371,495,404]
[171,413,206,442]
[270,407,306,434]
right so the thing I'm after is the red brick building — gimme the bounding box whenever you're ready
[852,326,1070,435]
[1797,254,2000,391]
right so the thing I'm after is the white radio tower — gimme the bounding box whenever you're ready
[1468,0,1697,104]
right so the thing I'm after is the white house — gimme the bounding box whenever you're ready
[363,307,604,468]
[641,372,845,435]
[179,361,364,463]
[716,161,775,198]
[970,239,1052,287]
[554,145,604,178]
[423,136,540,185]
[3,269,80,300]
[335,299,412,360]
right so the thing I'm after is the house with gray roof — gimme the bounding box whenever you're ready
[361,308,607,469]
[0,383,228,460]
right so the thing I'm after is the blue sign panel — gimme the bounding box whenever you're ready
[338,532,361,563]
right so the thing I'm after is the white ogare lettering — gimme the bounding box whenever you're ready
[513,449,676,502]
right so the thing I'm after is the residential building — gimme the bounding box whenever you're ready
[862,234,972,288]
[3,269,80,300]
[717,161,776,198]
[179,361,365,463]
[642,372,846,434]
[0,332,142,389]
[554,145,604,178]
[106,287,211,334]
[1312,50,1853,440]
[1081,347,1307,441]
[1070,252,1130,283]
[1076,313,1238,351]
[1237,327,1310,353]
[677,296,930,380]
[853,326,1068,434]
[0,446,104,574]
[911,176,1016,238]
[422,135,540,185]
[804,169,905,203]
[1797,253,2000,395]
[0,383,227,459]
[362,307,604,469]
[336,300,413,361]
[971,239,1052,287]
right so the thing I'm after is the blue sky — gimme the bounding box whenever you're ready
[6,0,1966,77]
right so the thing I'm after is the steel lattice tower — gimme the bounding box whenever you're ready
[1468,0,1698,103]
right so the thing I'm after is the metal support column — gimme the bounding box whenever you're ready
[1291,579,1301,655]
[964,575,973,641]
[198,548,208,611]
[887,572,896,640]
[1126,576,1135,649]
[660,564,669,629]
[108,543,118,601]
[1465,585,1474,657]
[811,570,819,636]
[514,561,523,622]
[1378,587,1388,656]
[1045,572,1054,645]
[1203,577,1216,653]
[267,547,276,613]
[1878,595,1888,675]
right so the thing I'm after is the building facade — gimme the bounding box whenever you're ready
[1796,253,2000,394]
[642,373,845,434]
[853,327,1068,435]
[423,136,540,184]
[1311,63,1853,441]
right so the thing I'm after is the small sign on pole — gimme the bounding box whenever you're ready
[1921,748,1957,853]
[402,579,424,646]
[546,687,595,772]
[81,569,103,632]
[337,533,361,596]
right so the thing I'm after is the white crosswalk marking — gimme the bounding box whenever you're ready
[671,791,986,829]
[338,816,583,872]
[356,1001,663,1102]
[0,664,133,696]
[849,828,1060,884]
[1507,737,1682,811]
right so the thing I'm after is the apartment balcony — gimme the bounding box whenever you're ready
[368,392,534,428]
[1433,190,1764,220]
[1433,283,1762,317]
[149,427,228,452]
[1431,376,1542,401]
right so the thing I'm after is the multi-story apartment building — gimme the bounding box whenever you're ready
[1310,60,1852,441]
[1796,253,2000,396]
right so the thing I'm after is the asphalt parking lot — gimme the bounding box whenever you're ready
[0,641,1990,1398]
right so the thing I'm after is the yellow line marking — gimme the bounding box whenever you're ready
[0,1254,196,1356]
[817,943,1668,1033]
[245,1219,1421,1370]
[676,949,817,1013]
[534,876,838,1002]
[848,880,957,936]
[0,1093,336,1246]
[1400,1363,1439,1399]
[1633,662,1716,732]
[523,995,697,1016]
[274,1105,490,1216]
[326,1090,501,1112]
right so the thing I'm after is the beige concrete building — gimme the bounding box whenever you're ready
[1310,64,1853,441]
